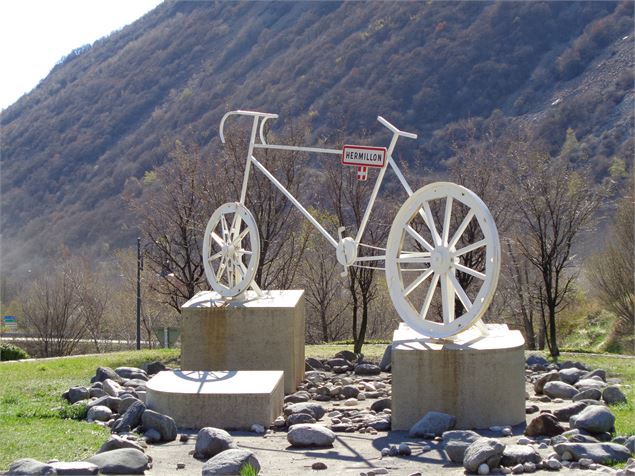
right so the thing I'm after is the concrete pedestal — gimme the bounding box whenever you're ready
[181,290,305,394]
[391,323,525,430]
[146,370,284,430]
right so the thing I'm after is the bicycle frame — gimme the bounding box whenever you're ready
[219,110,418,270]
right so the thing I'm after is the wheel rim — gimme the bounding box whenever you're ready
[203,202,260,297]
[386,182,500,338]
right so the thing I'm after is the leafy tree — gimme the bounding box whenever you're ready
[588,182,634,353]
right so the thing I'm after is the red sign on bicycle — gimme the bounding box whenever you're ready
[342,145,387,181]
[341,145,387,168]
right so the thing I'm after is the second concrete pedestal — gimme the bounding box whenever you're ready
[391,323,526,430]
[181,290,305,394]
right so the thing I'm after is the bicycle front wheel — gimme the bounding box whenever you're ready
[385,182,500,338]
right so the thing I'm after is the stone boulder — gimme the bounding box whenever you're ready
[98,435,146,454]
[379,345,392,372]
[284,402,326,420]
[115,367,148,381]
[602,386,627,405]
[442,430,481,464]
[86,448,151,474]
[334,350,359,362]
[141,409,177,442]
[7,458,56,475]
[118,397,141,415]
[87,395,121,413]
[581,369,606,382]
[284,391,310,404]
[194,427,237,460]
[553,402,587,422]
[111,400,145,434]
[287,424,336,447]
[143,361,167,375]
[87,405,112,422]
[102,379,123,397]
[526,355,549,367]
[524,413,564,437]
[66,386,89,404]
[202,449,260,475]
[559,368,586,385]
[409,411,456,437]
[354,363,381,376]
[575,378,605,390]
[570,405,615,434]
[49,461,99,475]
[500,445,541,466]
[573,388,602,402]
[533,370,559,394]
[94,367,124,384]
[543,381,579,399]
[287,413,316,426]
[463,438,505,473]
[370,398,391,413]
[553,442,631,464]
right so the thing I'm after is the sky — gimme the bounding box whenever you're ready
[0,0,163,111]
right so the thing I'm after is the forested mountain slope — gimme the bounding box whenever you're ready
[1,0,633,269]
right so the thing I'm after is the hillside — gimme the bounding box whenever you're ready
[1,0,633,272]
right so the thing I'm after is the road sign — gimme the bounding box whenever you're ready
[1,316,17,332]
[342,145,387,181]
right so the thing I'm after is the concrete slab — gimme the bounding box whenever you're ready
[146,370,283,430]
[392,323,526,430]
[180,290,305,394]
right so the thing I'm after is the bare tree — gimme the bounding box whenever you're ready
[326,157,395,354]
[21,264,85,357]
[507,148,601,358]
[130,140,214,313]
[71,257,111,352]
[587,183,634,353]
[300,209,349,343]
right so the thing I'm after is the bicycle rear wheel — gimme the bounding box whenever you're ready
[203,202,260,297]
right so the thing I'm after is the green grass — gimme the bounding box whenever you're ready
[305,343,388,361]
[0,346,632,471]
[557,352,635,437]
[0,349,179,471]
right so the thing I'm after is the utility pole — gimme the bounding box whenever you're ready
[136,237,141,350]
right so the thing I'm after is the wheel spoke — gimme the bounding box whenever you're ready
[233,227,250,245]
[440,273,455,324]
[229,212,238,241]
[449,273,472,311]
[455,263,486,280]
[419,273,439,320]
[210,232,224,247]
[404,268,434,297]
[220,215,230,242]
[208,250,223,262]
[215,256,227,281]
[423,202,442,246]
[454,238,487,257]
[449,209,475,249]
[442,196,453,246]
[406,226,434,252]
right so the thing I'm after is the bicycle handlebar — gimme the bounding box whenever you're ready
[219,110,279,143]
[377,116,417,139]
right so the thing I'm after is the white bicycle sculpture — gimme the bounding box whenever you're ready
[203,110,500,339]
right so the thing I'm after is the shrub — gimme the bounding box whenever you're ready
[0,343,30,361]
[59,401,89,420]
